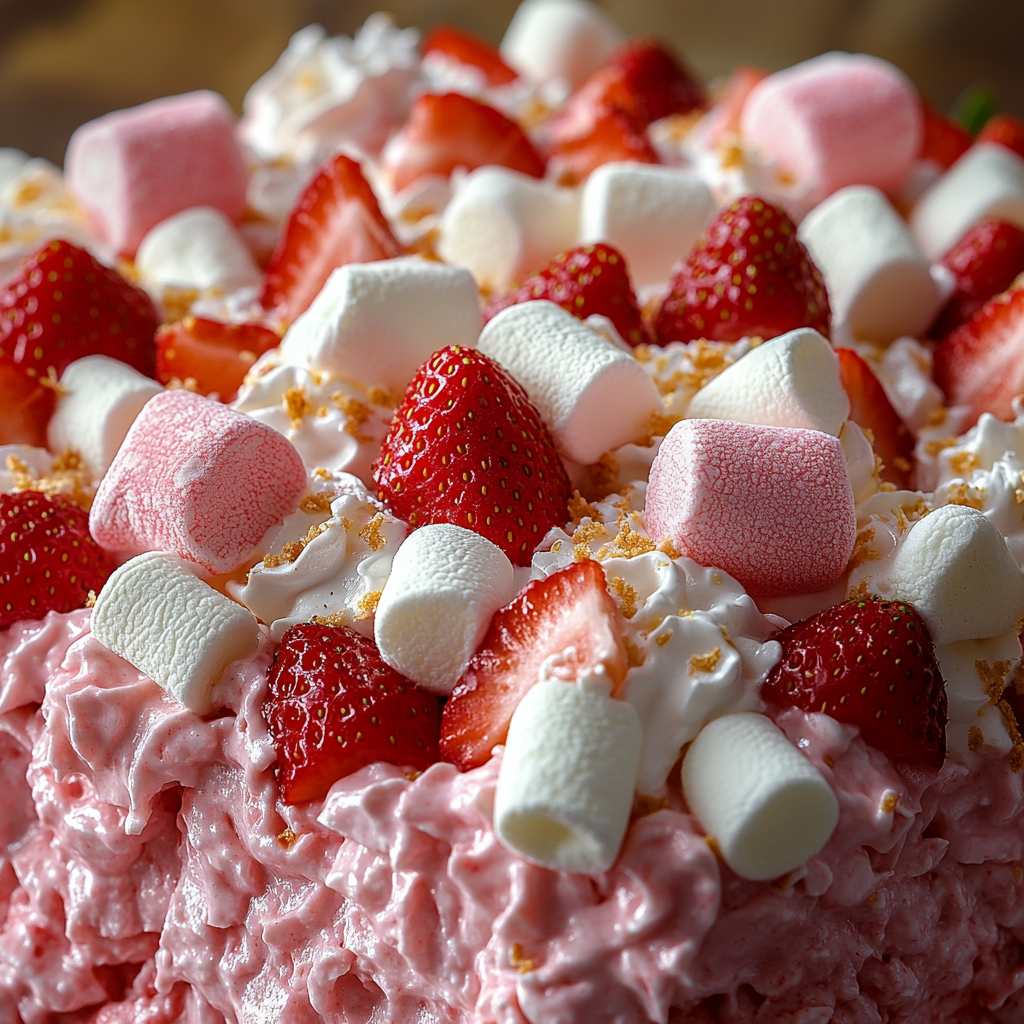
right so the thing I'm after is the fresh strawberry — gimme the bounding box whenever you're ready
[155,316,281,401]
[836,347,915,489]
[0,491,111,629]
[547,108,658,186]
[977,113,1024,161]
[917,99,972,170]
[484,242,649,346]
[259,154,405,325]
[440,559,627,771]
[422,24,518,87]
[0,239,158,380]
[264,623,441,805]
[653,196,830,345]
[762,599,947,770]
[602,38,705,126]
[0,364,55,447]
[931,219,1024,339]
[705,65,767,144]
[372,346,571,565]
[383,92,545,193]
[933,284,1024,426]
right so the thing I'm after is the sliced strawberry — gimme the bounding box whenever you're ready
[547,108,657,186]
[977,113,1024,161]
[440,559,627,771]
[422,24,518,87]
[0,365,55,447]
[372,345,571,565]
[264,623,441,804]
[259,154,405,325]
[762,599,947,770]
[603,38,705,126]
[653,196,831,345]
[155,317,281,401]
[384,92,545,193]
[706,65,767,144]
[484,242,648,346]
[917,99,972,170]
[836,347,914,489]
[933,284,1024,426]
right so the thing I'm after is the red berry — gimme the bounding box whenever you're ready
[603,38,705,126]
[977,113,1024,161]
[0,491,112,629]
[422,25,518,87]
[440,559,627,771]
[917,99,972,171]
[762,599,947,770]
[0,364,55,447]
[264,623,441,805]
[484,242,649,346]
[547,108,658,186]
[653,196,830,345]
[373,346,571,566]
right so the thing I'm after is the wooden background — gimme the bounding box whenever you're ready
[1,0,1022,166]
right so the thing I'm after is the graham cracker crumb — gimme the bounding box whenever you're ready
[997,699,1024,773]
[572,520,606,561]
[624,638,646,668]
[84,590,97,609]
[359,514,388,551]
[568,490,601,524]
[510,944,535,974]
[968,725,985,752]
[609,577,638,619]
[405,769,423,782]
[976,660,1011,704]
[635,794,671,817]
[656,631,671,647]
[355,590,382,620]
[313,467,333,480]
[283,386,315,428]
[277,828,297,847]
[848,578,872,602]
[847,528,881,572]
[689,648,721,676]
[949,450,980,476]
[332,392,374,443]
[657,539,681,559]
[644,409,683,442]
[367,385,398,409]
[6,451,94,508]
[551,539,562,553]
[924,406,948,428]
[299,493,334,514]
[881,792,899,814]
[924,436,958,458]
[311,611,347,628]
[264,522,329,568]
[598,518,657,560]
[587,451,620,498]
[946,481,985,510]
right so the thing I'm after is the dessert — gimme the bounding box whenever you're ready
[4,1,1024,1021]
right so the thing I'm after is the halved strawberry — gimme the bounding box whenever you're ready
[372,345,571,565]
[762,599,947,770]
[259,154,405,325]
[547,109,657,186]
[440,559,627,771]
[653,196,830,344]
[601,38,705,126]
[264,623,441,805]
[484,242,648,346]
[918,99,972,171]
[383,92,545,193]
[933,284,1024,426]
[977,113,1024,161]
[422,24,518,87]
[836,347,914,489]
[0,365,55,447]
[155,317,281,401]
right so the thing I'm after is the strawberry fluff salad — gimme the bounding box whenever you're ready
[5,0,1024,1020]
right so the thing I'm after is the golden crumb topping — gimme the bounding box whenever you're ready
[299,493,334,514]
[568,491,600,525]
[282,386,316,428]
[5,451,94,509]
[359,513,388,551]
[608,577,638,619]
[263,523,329,568]
[688,648,721,676]
[355,590,382,620]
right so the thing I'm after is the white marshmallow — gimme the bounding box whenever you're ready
[374,524,514,695]
[577,163,716,288]
[500,0,622,89]
[494,673,641,874]
[438,167,579,294]
[47,355,163,476]
[477,300,662,464]
[135,206,261,294]
[92,551,259,715]
[799,186,940,344]
[884,504,1024,645]
[911,144,1024,261]
[681,712,839,881]
[686,328,849,436]
[279,258,481,392]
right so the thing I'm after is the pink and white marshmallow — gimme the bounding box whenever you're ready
[65,91,248,256]
[645,419,857,597]
[740,53,922,205]
[90,389,307,574]
[478,300,662,464]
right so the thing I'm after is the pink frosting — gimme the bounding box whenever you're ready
[2,612,1024,1022]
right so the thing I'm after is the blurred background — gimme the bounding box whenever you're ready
[1,0,1022,165]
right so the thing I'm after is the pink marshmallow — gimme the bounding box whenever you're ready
[645,419,856,597]
[740,53,922,204]
[65,91,248,256]
[90,390,306,575]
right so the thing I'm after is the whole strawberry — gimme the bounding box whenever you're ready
[977,113,1024,161]
[372,346,571,565]
[0,239,158,380]
[264,623,441,805]
[762,599,947,770]
[0,491,112,629]
[653,196,830,345]
[484,243,649,346]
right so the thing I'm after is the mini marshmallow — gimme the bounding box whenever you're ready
[577,163,716,288]
[477,301,662,464]
[883,504,1024,645]
[438,168,580,294]
[681,712,839,881]
[279,258,481,392]
[493,674,642,874]
[47,355,162,476]
[135,207,261,293]
[686,328,849,435]
[645,419,857,597]
[500,0,622,89]
[374,524,514,695]
[910,144,1024,261]
[90,390,307,575]
[92,552,259,715]
[799,186,940,344]
[66,91,248,255]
